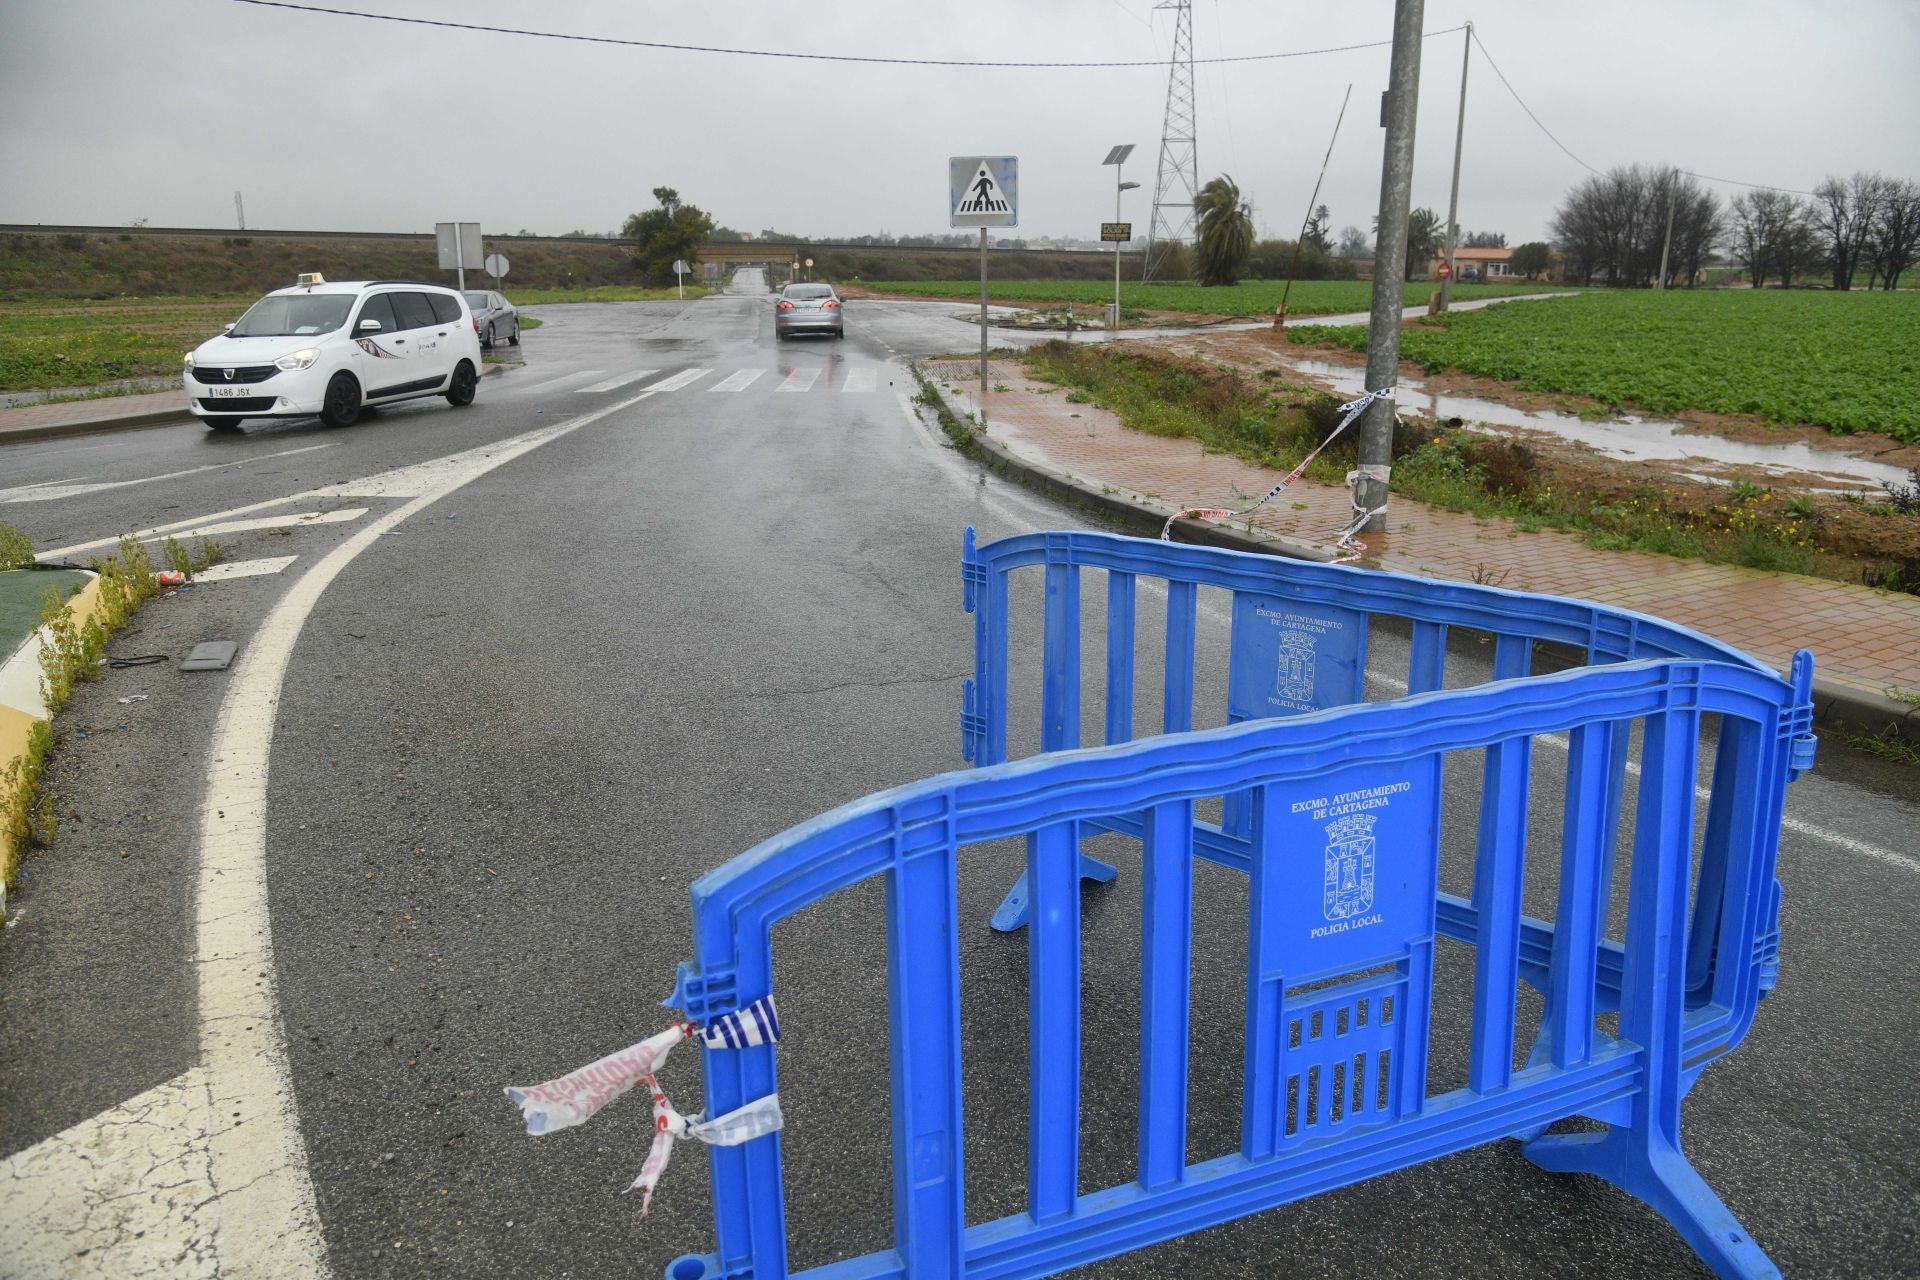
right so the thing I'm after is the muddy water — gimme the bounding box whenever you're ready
[1271,354,1910,493]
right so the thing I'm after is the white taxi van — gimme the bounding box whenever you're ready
[182,274,484,430]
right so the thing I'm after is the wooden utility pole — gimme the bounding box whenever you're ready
[1439,22,1471,311]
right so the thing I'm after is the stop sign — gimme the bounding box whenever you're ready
[1436,261,1454,280]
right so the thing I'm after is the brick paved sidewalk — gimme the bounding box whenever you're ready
[0,390,188,444]
[928,359,1920,709]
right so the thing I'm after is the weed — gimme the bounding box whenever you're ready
[1831,723,1920,767]
[1883,468,1920,515]
[0,524,33,570]
[1885,685,1920,707]
[1064,389,1093,405]
[162,535,194,579]
[2,720,58,893]
[1731,481,1767,503]
[1470,564,1511,587]
[992,383,1010,393]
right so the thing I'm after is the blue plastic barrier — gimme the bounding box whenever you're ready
[661,533,1813,1280]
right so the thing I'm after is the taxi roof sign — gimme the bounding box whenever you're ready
[295,272,326,288]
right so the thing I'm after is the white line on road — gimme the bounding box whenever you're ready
[577,369,656,393]
[190,555,299,581]
[842,368,879,393]
[513,370,600,395]
[3,387,661,1278]
[151,507,367,541]
[647,366,711,393]
[710,369,765,393]
[777,368,820,393]
[0,444,336,505]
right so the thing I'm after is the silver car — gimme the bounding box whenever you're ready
[774,283,843,340]
[463,290,520,349]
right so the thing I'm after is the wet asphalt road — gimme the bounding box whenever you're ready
[1,277,1917,1279]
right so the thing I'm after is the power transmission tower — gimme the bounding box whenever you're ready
[1143,0,1198,282]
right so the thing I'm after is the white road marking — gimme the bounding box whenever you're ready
[647,367,711,393]
[191,555,299,581]
[842,368,879,393]
[151,507,367,541]
[514,370,600,395]
[0,444,336,505]
[777,368,820,393]
[577,369,657,393]
[710,369,765,393]
[0,387,661,1279]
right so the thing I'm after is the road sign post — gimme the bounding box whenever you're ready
[1102,144,1137,343]
[950,155,1018,400]
[484,253,510,290]
[436,222,481,291]
[673,258,689,299]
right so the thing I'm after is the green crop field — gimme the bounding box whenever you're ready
[0,296,255,391]
[0,288,710,393]
[859,277,1562,317]
[1286,289,1920,442]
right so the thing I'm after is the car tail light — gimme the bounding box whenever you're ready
[472,316,480,332]
[822,299,840,309]
[777,300,795,311]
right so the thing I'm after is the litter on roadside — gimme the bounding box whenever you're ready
[180,641,238,671]
[116,694,148,704]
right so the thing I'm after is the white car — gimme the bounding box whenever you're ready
[183,275,483,431]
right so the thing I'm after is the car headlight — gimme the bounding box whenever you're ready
[182,351,195,367]
[274,349,319,371]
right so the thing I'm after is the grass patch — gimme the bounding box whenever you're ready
[1012,345,1906,587]
[862,278,1561,318]
[0,295,254,391]
[1016,340,1355,481]
[1287,289,1920,442]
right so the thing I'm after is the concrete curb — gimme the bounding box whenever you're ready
[0,361,513,449]
[919,372,1916,747]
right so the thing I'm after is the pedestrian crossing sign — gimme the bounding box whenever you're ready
[949,156,1019,228]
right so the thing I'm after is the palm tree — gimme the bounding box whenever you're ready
[1193,175,1254,286]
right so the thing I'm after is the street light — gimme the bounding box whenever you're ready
[1103,144,1137,339]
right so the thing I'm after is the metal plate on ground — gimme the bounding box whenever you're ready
[179,641,238,671]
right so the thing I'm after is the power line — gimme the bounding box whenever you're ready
[1469,28,1818,198]
[1469,28,1600,175]
[1677,170,1819,198]
[230,1,1464,68]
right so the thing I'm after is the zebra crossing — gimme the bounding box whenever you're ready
[515,365,890,399]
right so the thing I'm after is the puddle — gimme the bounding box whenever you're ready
[1273,355,1910,492]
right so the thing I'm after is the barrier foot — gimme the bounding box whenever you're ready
[988,855,1120,932]
[1523,1131,1781,1280]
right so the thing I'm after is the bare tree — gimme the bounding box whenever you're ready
[1866,179,1920,289]
[1462,230,1507,248]
[1729,189,1811,287]
[1336,224,1371,259]
[1641,169,1721,287]
[1812,172,1887,290]
[1551,165,1715,287]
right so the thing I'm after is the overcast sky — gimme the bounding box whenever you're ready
[3,0,1917,246]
